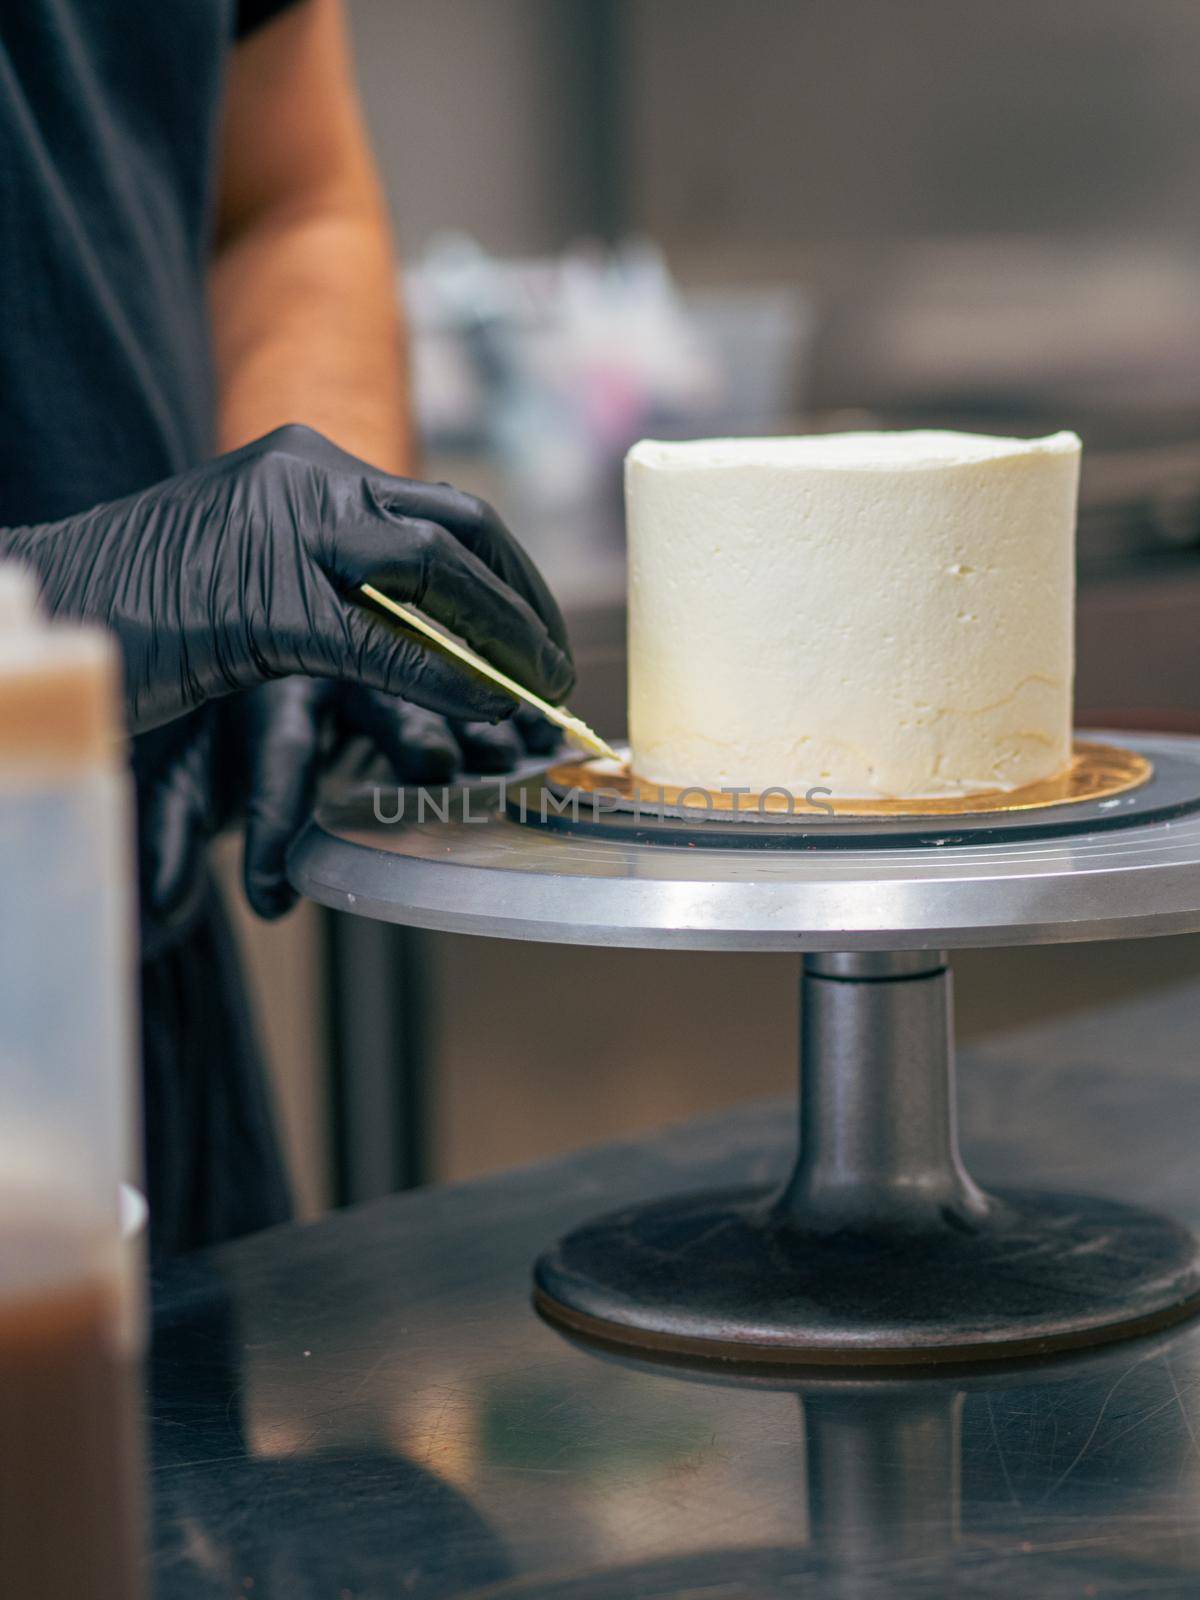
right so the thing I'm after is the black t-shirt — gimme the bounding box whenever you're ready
[1,2,304,1256]
[0,0,299,526]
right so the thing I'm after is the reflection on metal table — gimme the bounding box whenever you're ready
[152,972,1200,1598]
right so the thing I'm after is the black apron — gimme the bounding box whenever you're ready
[1,0,301,1258]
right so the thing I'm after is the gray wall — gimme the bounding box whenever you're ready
[346,0,602,254]
[348,0,1200,258]
[622,0,1200,252]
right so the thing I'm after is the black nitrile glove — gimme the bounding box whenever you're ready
[2,424,573,734]
[134,679,561,942]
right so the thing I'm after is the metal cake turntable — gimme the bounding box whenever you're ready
[290,730,1200,1366]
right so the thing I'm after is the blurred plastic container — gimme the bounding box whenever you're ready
[0,564,143,1599]
[405,238,814,599]
[683,285,815,435]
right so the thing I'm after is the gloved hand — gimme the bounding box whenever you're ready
[135,679,561,941]
[1,424,573,733]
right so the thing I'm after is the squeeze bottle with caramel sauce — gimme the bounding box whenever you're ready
[0,564,143,1599]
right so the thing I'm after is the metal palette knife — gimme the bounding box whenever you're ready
[359,583,619,762]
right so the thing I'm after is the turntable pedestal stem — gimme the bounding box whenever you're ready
[781,952,989,1232]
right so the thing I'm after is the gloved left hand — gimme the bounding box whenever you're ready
[2,423,574,733]
[135,677,559,943]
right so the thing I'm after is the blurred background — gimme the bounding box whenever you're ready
[223,0,1200,1215]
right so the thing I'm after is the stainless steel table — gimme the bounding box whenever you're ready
[151,971,1200,1598]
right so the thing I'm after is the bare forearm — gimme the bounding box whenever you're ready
[209,196,414,474]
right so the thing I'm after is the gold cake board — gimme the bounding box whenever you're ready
[545,739,1151,820]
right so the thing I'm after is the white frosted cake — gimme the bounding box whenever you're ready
[625,430,1080,800]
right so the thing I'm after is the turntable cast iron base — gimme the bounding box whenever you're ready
[534,951,1200,1366]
